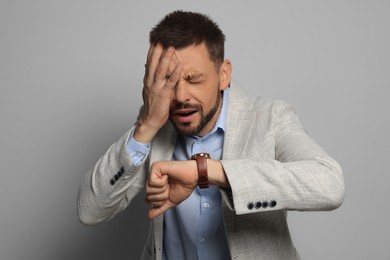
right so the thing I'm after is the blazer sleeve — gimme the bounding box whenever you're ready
[221,100,345,215]
[77,126,148,225]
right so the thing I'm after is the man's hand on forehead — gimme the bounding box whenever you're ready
[134,44,183,144]
[145,44,182,83]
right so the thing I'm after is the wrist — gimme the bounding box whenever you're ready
[133,120,160,144]
[190,153,230,188]
[208,159,230,188]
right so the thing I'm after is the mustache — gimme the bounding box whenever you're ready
[171,102,202,111]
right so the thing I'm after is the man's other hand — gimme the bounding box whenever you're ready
[145,160,197,219]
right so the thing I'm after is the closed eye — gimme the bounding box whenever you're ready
[184,73,205,84]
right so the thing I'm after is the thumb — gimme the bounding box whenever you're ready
[147,202,172,220]
[148,200,175,219]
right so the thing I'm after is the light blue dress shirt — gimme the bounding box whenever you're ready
[127,89,231,260]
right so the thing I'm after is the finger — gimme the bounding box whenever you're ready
[146,185,166,195]
[148,203,172,220]
[145,193,168,204]
[146,180,168,195]
[145,44,164,87]
[164,62,183,90]
[154,46,175,84]
[146,185,168,196]
[145,192,169,207]
[148,171,168,188]
[146,200,165,208]
[145,194,166,207]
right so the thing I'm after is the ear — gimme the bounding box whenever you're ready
[218,59,232,91]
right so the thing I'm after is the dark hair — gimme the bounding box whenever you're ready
[149,10,226,67]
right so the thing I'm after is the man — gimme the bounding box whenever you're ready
[78,10,345,260]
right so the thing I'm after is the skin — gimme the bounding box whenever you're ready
[134,43,232,219]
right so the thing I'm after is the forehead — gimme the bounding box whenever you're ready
[172,43,216,75]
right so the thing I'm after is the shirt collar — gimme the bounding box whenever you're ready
[215,87,229,133]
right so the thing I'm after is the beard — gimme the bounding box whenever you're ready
[169,90,222,136]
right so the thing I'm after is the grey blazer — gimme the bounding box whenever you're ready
[78,85,345,260]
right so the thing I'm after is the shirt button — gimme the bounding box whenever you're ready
[199,237,205,243]
[203,202,210,208]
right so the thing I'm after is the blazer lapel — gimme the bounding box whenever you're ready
[223,85,253,160]
[149,121,177,164]
[221,85,255,258]
[149,122,176,258]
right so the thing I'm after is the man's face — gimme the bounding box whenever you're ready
[167,43,231,136]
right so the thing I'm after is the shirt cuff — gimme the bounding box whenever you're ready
[126,129,150,166]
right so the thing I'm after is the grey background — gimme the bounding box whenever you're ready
[1,1,389,259]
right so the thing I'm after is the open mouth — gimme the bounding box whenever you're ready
[175,109,197,116]
[172,109,198,122]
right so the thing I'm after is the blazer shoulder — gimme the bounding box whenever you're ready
[253,97,295,115]
[240,94,294,117]
[229,83,294,114]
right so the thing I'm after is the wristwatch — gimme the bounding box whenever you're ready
[191,153,211,189]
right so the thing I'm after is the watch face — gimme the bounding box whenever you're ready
[191,153,211,160]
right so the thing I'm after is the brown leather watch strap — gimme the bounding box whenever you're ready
[191,153,211,189]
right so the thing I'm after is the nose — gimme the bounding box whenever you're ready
[174,80,190,103]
